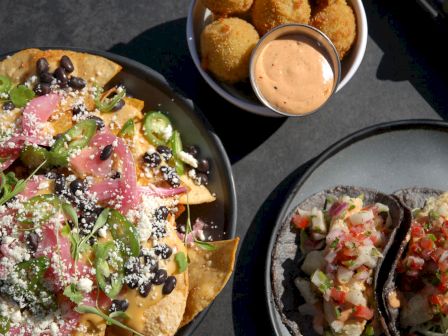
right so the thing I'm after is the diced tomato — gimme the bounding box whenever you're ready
[352,305,374,320]
[330,287,347,304]
[292,214,310,229]
[411,224,425,238]
[429,294,443,307]
[421,236,435,249]
[439,260,448,272]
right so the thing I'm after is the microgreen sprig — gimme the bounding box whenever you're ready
[184,198,216,251]
[0,159,47,206]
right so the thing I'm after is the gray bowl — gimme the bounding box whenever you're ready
[0,47,237,336]
[186,0,368,117]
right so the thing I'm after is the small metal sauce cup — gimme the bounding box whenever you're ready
[249,24,341,117]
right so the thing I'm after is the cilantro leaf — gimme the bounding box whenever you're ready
[63,284,83,304]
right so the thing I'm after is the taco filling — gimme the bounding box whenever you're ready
[0,49,237,336]
[293,193,393,336]
[391,193,448,335]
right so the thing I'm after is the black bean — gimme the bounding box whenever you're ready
[185,145,199,158]
[162,276,176,295]
[109,299,129,313]
[160,166,180,188]
[68,76,86,90]
[124,259,140,276]
[154,206,169,221]
[72,104,85,116]
[54,174,66,195]
[54,67,68,84]
[88,236,97,245]
[154,244,172,259]
[143,152,161,168]
[111,99,125,112]
[39,71,54,84]
[138,282,152,297]
[69,179,85,195]
[152,269,167,285]
[34,83,51,96]
[111,171,121,179]
[125,276,139,289]
[2,101,15,111]
[26,232,40,252]
[36,58,49,74]
[197,172,208,186]
[86,115,105,130]
[60,55,74,73]
[156,145,172,161]
[100,144,113,161]
[197,158,210,174]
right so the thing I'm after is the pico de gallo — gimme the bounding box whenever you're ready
[292,193,392,336]
[394,193,448,335]
[0,50,216,335]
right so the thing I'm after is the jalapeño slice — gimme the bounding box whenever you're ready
[143,111,171,146]
[49,119,97,166]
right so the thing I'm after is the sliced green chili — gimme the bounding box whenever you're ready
[108,209,140,257]
[17,194,61,225]
[118,118,135,138]
[168,130,184,175]
[49,119,97,166]
[94,85,126,113]
[20,145,50,170]
[143,111,172,146]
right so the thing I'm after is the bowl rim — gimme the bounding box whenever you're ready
[0,46,238,336]
[186,0,368,117]
[248,23,342,117]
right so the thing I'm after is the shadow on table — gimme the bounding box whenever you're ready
[108,17,285,164]
[365,0,448,117]
[232,158,316,336]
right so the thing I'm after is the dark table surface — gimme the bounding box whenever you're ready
[1,1,448,335]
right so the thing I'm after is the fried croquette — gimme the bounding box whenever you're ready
[310,0,356,59]
[200,18,260,83]
[252,0,311,36]
[201,0,253,16]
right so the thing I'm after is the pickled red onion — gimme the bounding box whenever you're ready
[0,94,60,171]
[22,94,60,137]
[89,132,138,213]
[329,202,348,217]
[138,185,187,198]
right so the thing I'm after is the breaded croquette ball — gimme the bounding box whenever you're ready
[200,18,260,83]
[310,0,356,59]
[252,0,311,36]
[201,0,253,16]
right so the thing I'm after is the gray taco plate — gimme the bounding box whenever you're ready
[0,48,237,336]
[266,120,448,335]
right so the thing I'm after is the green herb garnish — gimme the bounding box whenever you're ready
[75,305,144,336]
[63,284,83,304]
[0,159,47,206]
[118,118,135,137]
[175,251,188,273]
[9,85,35,107]
[330,238,339,249]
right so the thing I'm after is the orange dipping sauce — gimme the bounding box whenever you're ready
[254,35,334,115]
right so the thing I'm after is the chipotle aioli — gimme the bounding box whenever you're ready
[254,35,334,115]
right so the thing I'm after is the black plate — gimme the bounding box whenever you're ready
[265,119,448,335]
[0,47,237,335]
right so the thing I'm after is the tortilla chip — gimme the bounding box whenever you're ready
[74,314,106,336]
[31,49,122,87]
[0,48,41,84]
[179,175,216,205]
[180,238,239,327]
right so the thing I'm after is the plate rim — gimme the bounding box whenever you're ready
[264,119,448,335]
[0,46,238,336]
